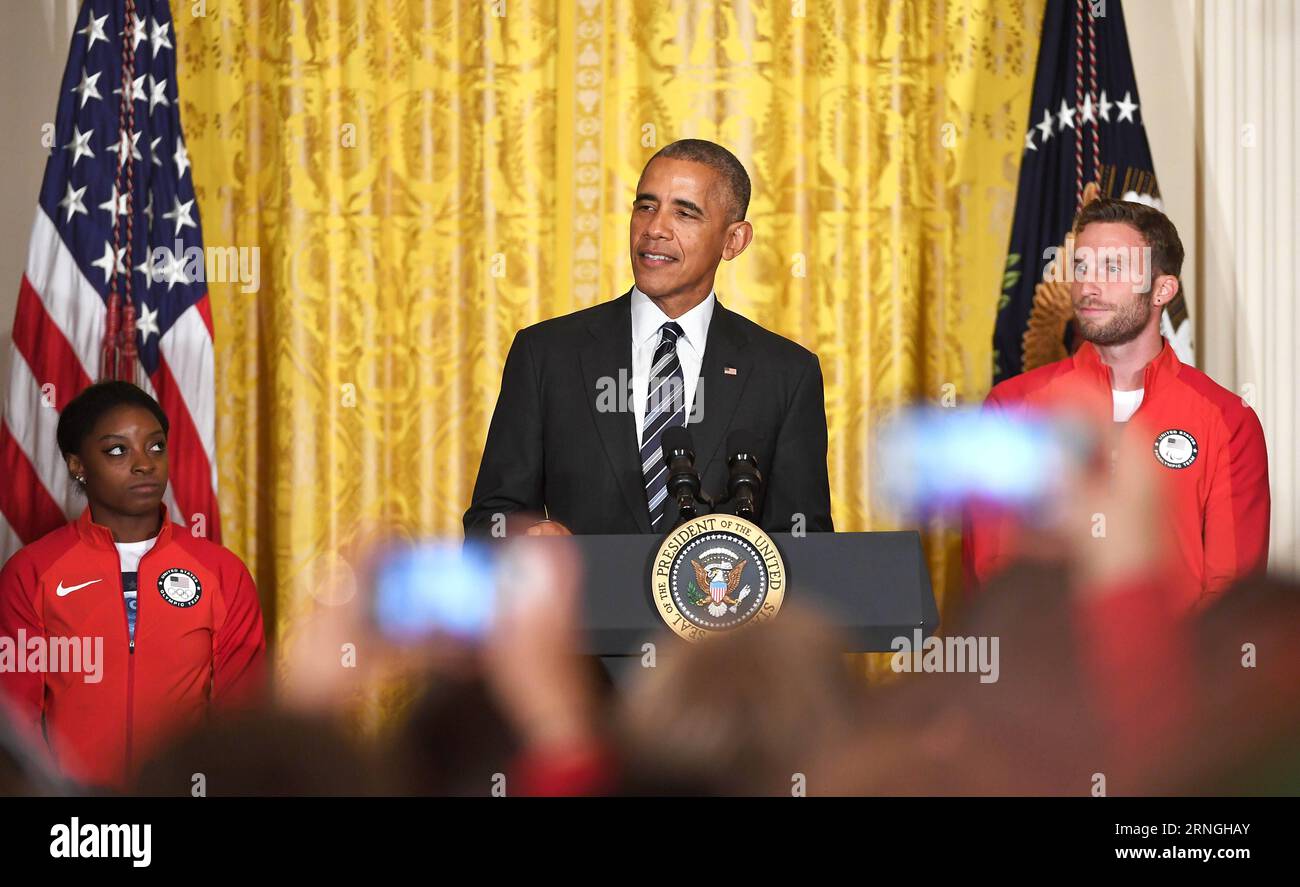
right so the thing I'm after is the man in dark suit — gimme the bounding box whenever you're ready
[464,139,833,537]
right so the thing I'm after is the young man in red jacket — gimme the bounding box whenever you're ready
[0,382,266,789]
[964,199,1270,609]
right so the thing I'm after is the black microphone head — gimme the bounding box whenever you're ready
[662,425,695,462]
[726,430,759,466]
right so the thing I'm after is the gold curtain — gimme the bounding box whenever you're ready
[173,0,1041,666]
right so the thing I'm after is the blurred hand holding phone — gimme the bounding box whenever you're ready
[369,534,596,750]
[873,405,1098,519]
[275,525,595,747]
[876,404,1167,589]
[371,541,501,643]
[369,535,576,643]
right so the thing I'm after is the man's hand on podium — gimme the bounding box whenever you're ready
[525,519,572,536]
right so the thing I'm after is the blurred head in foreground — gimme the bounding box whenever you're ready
[1148,574,1300,795]
[132,709,393,796]
[816,563,1107,796]
[619,604,866,795]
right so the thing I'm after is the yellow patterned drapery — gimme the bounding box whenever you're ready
[173,1,1041,670]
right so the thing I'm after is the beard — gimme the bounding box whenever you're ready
[1075,292,1154,346]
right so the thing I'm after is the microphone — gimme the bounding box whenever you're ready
[661,426,703,524]
[725,430,764,520]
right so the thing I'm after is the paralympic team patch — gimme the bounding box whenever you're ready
[1154,429,1198,469]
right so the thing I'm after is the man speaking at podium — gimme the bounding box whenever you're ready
[464,139,833,537]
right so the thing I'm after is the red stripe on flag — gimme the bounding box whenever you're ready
[12,275,93,410]
[195,292,215,338]
[150,357,221,543]
[0,421,67,546]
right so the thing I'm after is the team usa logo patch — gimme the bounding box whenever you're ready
[651,515,785,641]
[157,568,202,608]
[1154,429,1199,469]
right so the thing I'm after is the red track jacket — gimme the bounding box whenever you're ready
[963,340,1270,608]
[0,507,266,788]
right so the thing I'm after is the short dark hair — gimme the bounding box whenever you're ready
[56,381,169,456]
[646,139,752,222]
[1072,198,1185,280]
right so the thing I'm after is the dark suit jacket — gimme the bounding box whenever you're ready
[464,291,834,535]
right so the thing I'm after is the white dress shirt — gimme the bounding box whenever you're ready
[630,286,715,444]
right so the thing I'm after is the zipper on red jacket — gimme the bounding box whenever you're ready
[120,532,162,779]
[112,562,135,777]
[124,643,135,777]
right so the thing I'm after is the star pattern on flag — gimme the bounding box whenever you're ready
[64,126,95,167]
[106,128,143,166]
[38,0,207,357]
[135,248,157,281]
[91,242,127,282]
[1057,98,1076,130]
[1116,90,1138,123]
[136,303,161,342]
[72,68,102,108]
[163,196,196,234]
[58,183,88,222]
[1021,87,1140,155]
[99,184,129,217]
[149,18,173,58]
[1037,108,1054,143]
[79,12,109,51]
[114,73,147,103]
[157,248,191,291]
[174,139,191,177]
[148,76,170,114]
[122,12,147,52]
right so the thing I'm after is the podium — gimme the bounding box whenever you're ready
[570,530,939,654]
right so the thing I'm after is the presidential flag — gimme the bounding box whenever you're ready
[993,0,1194,384]
[0,0,219,561]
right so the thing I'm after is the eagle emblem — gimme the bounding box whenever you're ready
[652,519,785,640]
[690,559,750,618]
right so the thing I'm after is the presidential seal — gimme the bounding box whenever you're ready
[650,515,786,641]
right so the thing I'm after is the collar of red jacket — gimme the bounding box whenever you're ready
[1071,337,1182,391]
[74,505,174,550]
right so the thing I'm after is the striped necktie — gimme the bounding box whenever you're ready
[641,321,687,530]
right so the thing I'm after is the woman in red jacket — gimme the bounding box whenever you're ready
[0,381,266,790]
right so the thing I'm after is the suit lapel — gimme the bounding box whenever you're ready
[579,291,654,533]
[687,298,751,476]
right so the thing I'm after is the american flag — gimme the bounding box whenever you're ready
[0,0,219,561]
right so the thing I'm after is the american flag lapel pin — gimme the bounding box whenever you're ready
[723,366,737,376]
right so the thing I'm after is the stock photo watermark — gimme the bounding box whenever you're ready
[595,371,705,422]
[145,240,260,294]
[890,629,1000,684]
[49,818,151,868]
[1042,243,1155,294]
[0,631,104,684]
